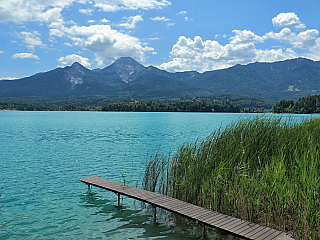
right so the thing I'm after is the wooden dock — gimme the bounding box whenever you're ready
[79,176,294,240]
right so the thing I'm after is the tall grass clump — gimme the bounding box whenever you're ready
[142,116,320,239]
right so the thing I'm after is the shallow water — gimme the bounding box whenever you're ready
[0,111,313,239]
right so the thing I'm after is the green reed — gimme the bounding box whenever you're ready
[142,116,320,239]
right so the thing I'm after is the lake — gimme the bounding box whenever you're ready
[0,111,314,239]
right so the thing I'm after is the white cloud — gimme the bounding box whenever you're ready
[307,38,320,60]
[0,51,4,54]
[119,15,143,29]
[0,0,71,23]
[12,53,40,60]
[79,8,94,15]
[160,31,300,73]
[88,20,96,23]
[150,16,174,27]
[101,18,110,23]
[266,28,319,49]
[150,16,170,22]
[1,77,19,80]
[94,3,122,12]
[272,12,306,29]
[0,0,172,23]
[230,30,266,45]
[177,11,187,15]
[51,24,153,66]
[16,31,44,52]
[184,17,193,21]
[50,28,65,38]
[58,54,91,68]
[94,0,171,12]
[37,7,63,22]
[255,48,297,62]
[64,42,73,47]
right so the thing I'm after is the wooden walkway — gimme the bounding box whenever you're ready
[79,176,294,240]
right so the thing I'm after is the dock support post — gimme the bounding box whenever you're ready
[202,224,206,239]
[117,193,121,206]
[154,206,157,222]
[87,184,91,192]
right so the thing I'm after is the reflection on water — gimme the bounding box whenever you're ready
[79,190,243,240]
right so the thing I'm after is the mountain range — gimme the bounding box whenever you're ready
[1,57,320,104]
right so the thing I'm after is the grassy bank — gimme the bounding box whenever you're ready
[142,116,320,239]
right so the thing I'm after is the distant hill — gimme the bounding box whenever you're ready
[1,57,320,105]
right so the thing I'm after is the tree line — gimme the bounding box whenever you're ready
[273,95,320,114]
[0,100,267,113]
[101,101,242,112]
[0,102,90,111]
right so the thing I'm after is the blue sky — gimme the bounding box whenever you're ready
[1,0,320,79]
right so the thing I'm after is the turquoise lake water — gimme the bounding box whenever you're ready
[0,111,314,239]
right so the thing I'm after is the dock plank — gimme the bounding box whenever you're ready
[79,176,294,240]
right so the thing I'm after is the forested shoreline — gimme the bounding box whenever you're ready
[3,94,320,114]
[0,100,243,113]
[101,101,242,112]
[273,95,320,114]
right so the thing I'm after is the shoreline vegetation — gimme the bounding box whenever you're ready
[142,116,320,239]
[2,94,320,114]
[274,95,320,114]
[0,100,250,113]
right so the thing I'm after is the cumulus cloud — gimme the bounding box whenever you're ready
[0,0,71,23]
[177,11,187,15]
[12,53,40,60]
[150,16,174,27]
[101,18,110,23]
[93,0,171,12]
[79,8,94,15]
[266,28,319,49]
[160,30,297,73]
[50,23,153,66]
[58,54,91,68]
[1,77,19,80]
[0,0,171,24]
[50,28,64,38]
[272,12,306,29]
[119,15,143,29]
[16,31,44,52]
[37,7,63,22]
[150,16,170,22]
[307,38,320,60]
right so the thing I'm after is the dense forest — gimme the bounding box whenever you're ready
[273,95,320,113]
[101,101,242,112]
[0,102,90,111]
[0,94,272,109]
[0,100,242,113]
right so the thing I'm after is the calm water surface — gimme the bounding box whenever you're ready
[0,111,314,239]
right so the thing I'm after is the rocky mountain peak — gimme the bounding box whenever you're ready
[101,57,146,83]
[64,62,87,90]
[71,62,87,70]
